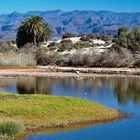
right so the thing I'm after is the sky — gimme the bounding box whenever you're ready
[0,0,140,14]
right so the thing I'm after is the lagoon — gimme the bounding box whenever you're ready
[0,77,140,140]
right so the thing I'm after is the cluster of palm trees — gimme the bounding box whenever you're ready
[16,16,52,48]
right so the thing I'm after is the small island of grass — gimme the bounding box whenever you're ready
[0,92,124,137]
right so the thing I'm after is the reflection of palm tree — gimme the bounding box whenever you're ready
[113,78,140,104]
[16,77,55,95]
[36,77,54,95]
[113,79,129,104]
[16,77,140,105]
[16,78,37,94]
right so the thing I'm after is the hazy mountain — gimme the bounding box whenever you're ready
[0,10,140,40]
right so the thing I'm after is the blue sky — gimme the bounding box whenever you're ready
[0,0,140,14]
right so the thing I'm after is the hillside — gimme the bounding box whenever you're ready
[0,10,140,40]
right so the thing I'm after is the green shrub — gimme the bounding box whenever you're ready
[73,41,92,49]
[0,119,24,137]
[58,41,74,52]
[61,39,72,44]
[118,26,128,37]
[80,33,97,39]
[96,35,112,41]
[114,27,140,52]
[48,42,59,50]
[80,36,91,42]
[62,32,76,39]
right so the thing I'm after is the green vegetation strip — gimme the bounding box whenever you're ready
[0,92,123,136]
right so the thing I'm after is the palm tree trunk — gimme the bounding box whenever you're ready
[34,35,37,48]
[44,36,47,44]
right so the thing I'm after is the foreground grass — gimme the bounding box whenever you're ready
[0,92,123,133]
[0,119,24,138]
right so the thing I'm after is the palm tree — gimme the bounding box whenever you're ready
[16,16,52,48]
[43,23,52,43]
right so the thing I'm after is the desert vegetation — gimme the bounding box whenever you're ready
[113,27,140,52]
[0,16,139,67]
[0,16,139,138]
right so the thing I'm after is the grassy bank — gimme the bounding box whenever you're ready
[0,92,124,137]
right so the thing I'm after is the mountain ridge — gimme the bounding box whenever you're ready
[0,10,140,40]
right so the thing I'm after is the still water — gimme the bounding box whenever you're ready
[0,77,140,140]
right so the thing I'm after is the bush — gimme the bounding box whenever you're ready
[114,27,140,52]
[96,35,112,41]
[80,34,97,39]
[36,50,62,65]
[67,52,89,66]
[0,119,24,137]
[58,40,74,52]
[61,39,72,44]
[73,41,92,49]
[91,48,134,67]
[64,48,134,67]
[80,36,91,42]
[18,43,36,54]
[58,40,92,52]
[48,42,59,50]
[118,26,128,37]
[134,54,140,67]
[0,41,18,53]
[62,32,76,39]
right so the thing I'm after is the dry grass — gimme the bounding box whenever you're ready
[0,51,36,66]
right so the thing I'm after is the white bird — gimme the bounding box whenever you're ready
[84,92,87,99]
[76,70,80,74]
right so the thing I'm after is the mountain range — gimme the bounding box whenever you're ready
[0,10,140,40]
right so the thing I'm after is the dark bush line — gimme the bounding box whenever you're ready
[36,47,140,68]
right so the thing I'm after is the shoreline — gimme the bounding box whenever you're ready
[0,66,140,78]
[25,111,127,132]
[0,92,127,139]
[2,112,127,140]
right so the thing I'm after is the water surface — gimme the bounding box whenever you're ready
[0,77,140,140]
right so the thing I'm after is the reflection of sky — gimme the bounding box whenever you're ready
[26,117,140,140]
[52,83,118,108]
[0,86,17,94]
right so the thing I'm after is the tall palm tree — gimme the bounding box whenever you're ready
[16,16,52,48]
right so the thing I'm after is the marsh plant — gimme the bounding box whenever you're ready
[0,119,24,137]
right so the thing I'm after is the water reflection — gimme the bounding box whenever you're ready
[1,77,140,105]
[16,77,56,94]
